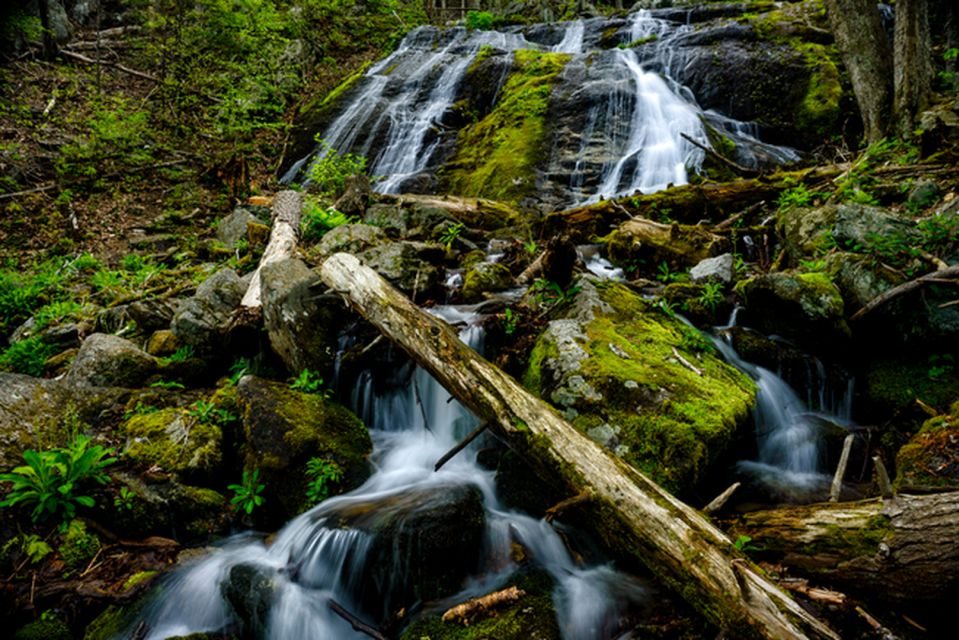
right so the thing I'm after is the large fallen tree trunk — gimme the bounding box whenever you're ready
[730,492,959,604]
[319,252,838,640]
[240,190,302,308]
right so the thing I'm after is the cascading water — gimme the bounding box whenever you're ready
[129,307,646,639]
[285,11,799,205]
[711,312,856,501]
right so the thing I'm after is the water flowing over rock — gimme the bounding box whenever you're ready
[287,9,807,208]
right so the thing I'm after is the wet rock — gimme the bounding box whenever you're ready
[690,253,734,283]
[363,201,452,239]
[895,402,959,491]
[523,278,754,494]
[662,282,730,327]
[217,207,261,249]
[777,204,838,263]
[120,407,224,482]
[908,180,939,210]
[315,482,486,625]
[333,174,373,217]
[833,204,917,250]
[261,258,342,378]
[237,376,372,521]
[127,297,181,333]
[66,333,157,388]
[736,271,849,354]
[222,563,278,639]
[358,241,444,298]
[824,252,900,313]
[314,223,388,256]
[461,261,513,302]
[171,268,245,354]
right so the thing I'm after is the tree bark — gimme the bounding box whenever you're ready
[893,0,934,137]
[823,0,893,142]
[730,493,959,603]
[318,252,839,640]
[240,190,302,308]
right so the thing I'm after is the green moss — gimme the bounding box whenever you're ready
[439,50,570,202]
[300,61,372,116]
[522,333,559,395]
[796,44,842,134]
[15,617,71,640]
[121,407,222,477]
[460,262,512,302]
[895,404,959,489]
[121,569,158,591]
[59,519,100,569]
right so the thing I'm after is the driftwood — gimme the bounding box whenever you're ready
[442,585,526,625]
[730,492,959,603]
[240,190,302,308]
[319,252,838,640]
[850,265,959,322]
[703,482,741,514]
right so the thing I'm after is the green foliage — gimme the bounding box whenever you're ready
[619,34,658,49]
[939,48,959,93]
[227,357,252,385]
[776,183,817,211]
[927,354,955,381]
[733,534,759,552]
[696,282,724,312]
[113,486,136,512]
[161,345,195,364]
[503,308,519,335]
[149,379,186,390]
[189,399,237,425]
[655,261,684,284]
[301,201,355,241]
[465,11,494,30]
[1,9,43,42]
[0,336,56,376]
[7,534,53,566]
[58,519,101,569]
[290,368,331,398]
[123,402,158,420]
[304,457,343,503]
[306,137,367,196]
[229,469,265,515]
[0,434,116,527]
[439,221,464,248]
[33,300,85,331]
[530,279,581,310]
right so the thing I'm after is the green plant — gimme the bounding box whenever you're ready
[503,308,519,336]
[227,357,252,386]
[188,400,216,423]
[305,457,343,504]
[161,345,195,365]
[59,519,101,569]
[301,201,355,241]
[696,282,724,312]
[657,298,678,319]
[928,354,955,381]
[465,10,494,30]
[776,183,818,211]
[290,368,331,398]
[799,259,828,272]
[229,469,265,515]
[149,379,186,390]
[733,534,759,552]
[113,486,136,512]
[523,238,538,255]
[306,137,367,196]
[530,279,581,310]
[655,261,684,284]
[21,534,53,565]
[0,434,116,527]
[0,335,56,376]
[123,402,159,420]
[439,221,464,248]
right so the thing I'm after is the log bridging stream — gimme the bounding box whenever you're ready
[319,252,839,640]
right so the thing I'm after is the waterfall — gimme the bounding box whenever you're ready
[286,12,798,205]
[130,306,646,639]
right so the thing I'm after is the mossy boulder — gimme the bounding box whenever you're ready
[663,282,730,327]
[362,201,452,239]
[14,617,71,640]
[171,267,246,354]
[121,407,224,482]
[895,402,959,491]
[736,271,849,354]
[357,241,445,298]
[606,217,729,273]
[460,261,514,302]
[523,279,755,494]
[65,333,157,388]
[313,222,388,256]
[399,569,560,640]
[236,376,372,520]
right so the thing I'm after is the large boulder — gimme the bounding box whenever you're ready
[216,207,261,249]
[314,223,388,257]
[260,258,343,378]
[66,333,157,388]
[120,407,225,482]
[735,271,849,354]
[171,268,246,353]
[236,377,372,520]
[460,261,513,302]
[357,241,445,298]
[523,279,755,494]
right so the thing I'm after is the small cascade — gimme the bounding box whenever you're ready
[711,313,856,500]
[130,307,646,639]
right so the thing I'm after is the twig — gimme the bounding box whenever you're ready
[60,49,157,82]
[329,599,386,640]
[917,249,949,271]
[80,545,106,577]
[703,482,741,514]
[829,434,855,502]
[434,422,489,471]
[851,265,959,322]
[672,347,704,376]
[681,132,760,176]
[0,183,57,199]
[715,201,765,231]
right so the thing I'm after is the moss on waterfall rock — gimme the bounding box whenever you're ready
[523,280,755,494]
[439,49,570,202]
[121,407,223,481]
[895,401,959,490]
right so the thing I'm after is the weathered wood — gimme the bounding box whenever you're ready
[434,422,489,471]
[442,585,525,625]
[731,492,959,603]
[703,482,741,515]
[59,49,157,81]
[240,190,302,308]
[319,252,838,640]
[829,434,855,502]
[850,265,959,322]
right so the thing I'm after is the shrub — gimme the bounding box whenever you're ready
[305,137,367,196]
[305,457,343,504]
[0,336,56,376]
[229,469,265,515]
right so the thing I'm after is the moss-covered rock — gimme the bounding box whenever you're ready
[606,217,730,273]
[895,402,959,490]
[523,279,755,494]
[236,376,372,520]
[14,616,72,640]
[65,333,157,388]
[460,261,513,302]
[357,240,445,298]
[439,49,570,202]
[736,271,849,354]
[313,222,388,257]
[121,407,223,481]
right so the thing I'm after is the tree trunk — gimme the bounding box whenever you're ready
[823,0,893,142]
[318,252,839,640]
[730,493,959,603]
[894,0,934,137]
[240,190,302,308]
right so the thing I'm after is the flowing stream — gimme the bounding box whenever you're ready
[130,308,646,640]
[284,11,799,205]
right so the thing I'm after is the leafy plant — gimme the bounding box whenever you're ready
[655,261,683,284]
[301,201,355,241]
[305,457,343,504]
[928,354,955,381]
[150,379,186,390]
[776,183,818,211]
[503,308,519,336]
[290,368,331,398]
[229,469,265,515]
[306,137,367,196]
[439,222,464,248]
[697,282,724,312]
[123,402,158,420]
[0,434,116,527]
[113,486,136,512]
[160,345,195,365]
[227,357,252,386]
[523,238,538,255]
[59,519,101,569]
[0,335,56,376]
[21,534,53,565]
[188,399,237,425]
[733,534,759,552]
[465,10,494,30]
[530,279,581,310]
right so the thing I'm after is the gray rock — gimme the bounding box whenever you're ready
[907,180,939,209]
[261,258,342,377]
[45,0,73,43]
[127,298,181,333]
[216,208,260,249]
[333,174,372,217]
[690,253,734,283]
[222,563,277,639]
[825,252,900,313]
[171,268,245,352]
[66,333,157,388]
[315,223,388,256]
[358,241,444,296]
[460,261,513,302]
[833,204,916,249]
[777,205,838,264]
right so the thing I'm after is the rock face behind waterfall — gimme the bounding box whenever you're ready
[523,279,755,494]
[287,4,841,208]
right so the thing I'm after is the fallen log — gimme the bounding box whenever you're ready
[729,492,959,603]
[319,252,838,640]
[240,190,302,308]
